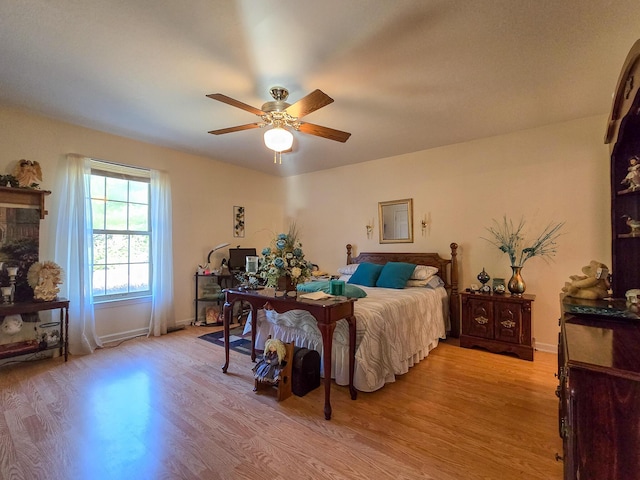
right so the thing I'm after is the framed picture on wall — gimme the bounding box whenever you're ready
[233,206,245,238]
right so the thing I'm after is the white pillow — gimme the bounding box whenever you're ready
[411,265,439,280]
[337,264,359,275]
[406,276,445,288]
[405,278,431,287]
[338,274,352,282]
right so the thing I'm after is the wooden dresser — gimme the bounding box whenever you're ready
[558,295,640,480]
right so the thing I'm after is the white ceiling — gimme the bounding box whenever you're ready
[1,1,639,177]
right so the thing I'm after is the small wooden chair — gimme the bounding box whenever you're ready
[254,339,294,401]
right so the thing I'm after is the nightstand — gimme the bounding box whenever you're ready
[460,291,535,360]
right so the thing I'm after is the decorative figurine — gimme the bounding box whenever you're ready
[27,261,63,301]
[12,159,43,188]
[1,314,23,335]
[622,215,640,236]
[626,289,640,313]
[253,338,287,386]
[477,268,491,293]
[562,260,610,300]
[622,156,640,192]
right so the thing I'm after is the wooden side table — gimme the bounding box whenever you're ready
[460,292,535,360]
[0,298,70,362]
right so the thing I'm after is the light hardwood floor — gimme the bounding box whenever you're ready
[0,326,563,480]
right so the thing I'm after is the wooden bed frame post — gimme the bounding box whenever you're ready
[449,242,460,338]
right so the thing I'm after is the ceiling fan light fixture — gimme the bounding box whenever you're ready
[263,127,293,152]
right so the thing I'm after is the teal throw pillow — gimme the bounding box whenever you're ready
[347,262,384,287]
[297,281,367,298]
[376,262,417,289]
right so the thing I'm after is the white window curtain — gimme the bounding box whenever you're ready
[53,155,175,354]
[149,169,174,336]
[53,154,101,355]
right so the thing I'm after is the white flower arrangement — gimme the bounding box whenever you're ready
[483,216,564,267]
[258,223,313,287]
[27,261,64,301]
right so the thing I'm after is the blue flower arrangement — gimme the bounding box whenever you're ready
[258,223,313,287]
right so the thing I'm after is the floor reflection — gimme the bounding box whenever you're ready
[79,367,162,479]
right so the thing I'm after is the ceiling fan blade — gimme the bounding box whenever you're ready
[285,89,334,118]
[208,123,262,135]
[298,122,351,143]
[206,93,265,116]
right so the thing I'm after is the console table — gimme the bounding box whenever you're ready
[222,288,357,420]
[0,298,70,362]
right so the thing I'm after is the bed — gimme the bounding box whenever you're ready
[243,243,460,392]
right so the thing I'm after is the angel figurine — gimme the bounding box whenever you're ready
[12,159,42,188]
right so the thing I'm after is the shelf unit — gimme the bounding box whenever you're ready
[194,273,232,326]
[0,186,58,364]
[606,39,640,296]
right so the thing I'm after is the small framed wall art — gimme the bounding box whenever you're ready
[233,206,245,237]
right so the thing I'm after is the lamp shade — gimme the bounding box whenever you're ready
[264,127,293,152]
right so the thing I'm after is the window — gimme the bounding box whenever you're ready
[90,160,151,300]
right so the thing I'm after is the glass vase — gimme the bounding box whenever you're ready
[508,266,526,296]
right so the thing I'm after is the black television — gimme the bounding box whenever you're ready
[228,247,257,271]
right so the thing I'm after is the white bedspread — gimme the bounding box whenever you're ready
[243,286,447,392]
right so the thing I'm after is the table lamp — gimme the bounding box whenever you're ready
[207,242,230,266]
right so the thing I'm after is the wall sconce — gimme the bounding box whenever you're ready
[366,219,374,239]
[421,213,431,237]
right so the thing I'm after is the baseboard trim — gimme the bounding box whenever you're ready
[535,341,557,354]
[100,327,148,345]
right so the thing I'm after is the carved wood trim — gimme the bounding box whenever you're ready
[605,39,640,146]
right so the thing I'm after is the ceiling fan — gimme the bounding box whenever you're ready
[207,87,351,161]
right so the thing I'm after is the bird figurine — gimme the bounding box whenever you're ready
[12,159,42,188]
[622,215,640,236]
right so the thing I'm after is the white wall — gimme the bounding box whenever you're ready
[0,106,612,352]
[0,106,285,342]
[287,115,611,352]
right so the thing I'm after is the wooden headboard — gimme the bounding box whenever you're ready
[345,243,460,337]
